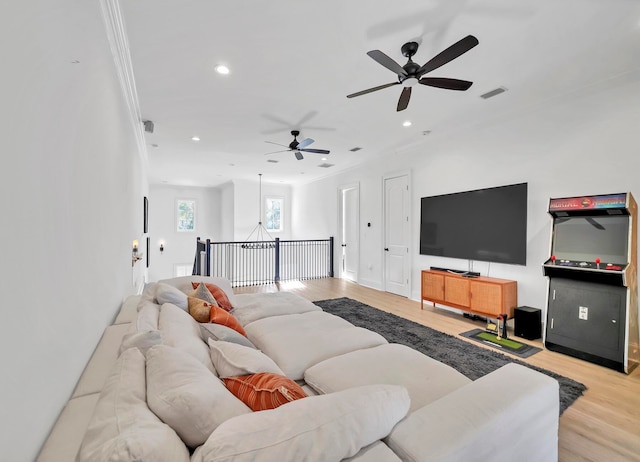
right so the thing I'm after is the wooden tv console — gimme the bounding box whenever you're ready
[421,269,518,319]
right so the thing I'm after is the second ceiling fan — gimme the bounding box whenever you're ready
[347,35,479,111]
[264,130,330,160]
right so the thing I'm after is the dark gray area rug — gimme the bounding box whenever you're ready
[315,297,586,415]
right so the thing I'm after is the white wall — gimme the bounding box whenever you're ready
[292,77,640,316]
[0,2,147,460]
[148,185,220,281]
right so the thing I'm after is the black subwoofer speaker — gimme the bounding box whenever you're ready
[514,306,542,340]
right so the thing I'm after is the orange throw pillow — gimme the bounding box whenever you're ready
[223,373,307,411]
[192,282,234,312]
[210,304,246,337]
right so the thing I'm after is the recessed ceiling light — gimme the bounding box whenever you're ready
[214,64,230,75]
[321,157,327,161]
[191,136,200,141]
[403,120,412,127]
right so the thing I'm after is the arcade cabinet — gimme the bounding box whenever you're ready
[543,193,639,373]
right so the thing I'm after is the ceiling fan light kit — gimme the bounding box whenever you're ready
[347,35,479,111]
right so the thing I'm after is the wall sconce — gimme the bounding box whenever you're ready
[159,242,165,254]
[132,239,143,266]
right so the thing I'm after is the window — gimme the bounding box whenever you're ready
[265,196,283,232]
[176,199,196,232]
[174,264,192,277]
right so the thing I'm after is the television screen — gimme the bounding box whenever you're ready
[552,215,629,264]
[419,183,528,265]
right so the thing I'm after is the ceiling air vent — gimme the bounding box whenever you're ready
[349,147,362,152]
[480,87,507,99]
[318,163,334,169]
[266,159,279,163]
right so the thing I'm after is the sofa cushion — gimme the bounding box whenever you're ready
[159,303,215,373]
[208,339,284,378]
[191,384,410,462]
[114,294,141,324]
[146,345,251,448]
[232,291,322,326]
[71,323,131,398]
[192,281,234,311]
[136,301,160,331]
[344,441,403,462]
[245,311,388,380]
[385,363,560,462]
[223,372,307,411]
[156,282,188,310]
[77,348,190,462]
[200,323,256,349]
[36,393,100,462]
[305,343,471,412]
[119,330,164,357]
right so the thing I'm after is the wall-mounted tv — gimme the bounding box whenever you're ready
[419,183,528,265]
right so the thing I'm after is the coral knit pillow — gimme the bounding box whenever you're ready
[192,282,234,312]
[223,373,307,411]
[210,304,246,337]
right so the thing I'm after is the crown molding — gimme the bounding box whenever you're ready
[99,0,148,163]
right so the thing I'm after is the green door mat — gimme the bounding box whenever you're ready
[460,329,542,358]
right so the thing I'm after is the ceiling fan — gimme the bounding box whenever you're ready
[347,35,479,111]
[264,130,330,160]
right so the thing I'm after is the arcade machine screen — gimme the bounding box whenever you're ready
[551,215,629,269]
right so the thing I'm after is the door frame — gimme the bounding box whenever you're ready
[338,182,360,282]
[382,170,412,296]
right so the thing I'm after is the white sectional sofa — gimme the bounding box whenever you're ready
[37,276,560,461]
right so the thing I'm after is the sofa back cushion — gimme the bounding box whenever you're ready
[159,303,215,373]
[146,345,251,448]
[77,348,189,462]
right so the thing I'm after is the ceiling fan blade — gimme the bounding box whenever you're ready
[419,77,473,91]
[264,140,289,148]
[347,82,400,98]
[294,151,304,160]
[367,50,408,76]
[417,35,479,76]
[297,138,315,149]
[264,149,290,155]
[300,148,330,154]
[397,87,411,111]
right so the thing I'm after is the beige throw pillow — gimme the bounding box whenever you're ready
[208,339,284,378]
[146,345,251,448]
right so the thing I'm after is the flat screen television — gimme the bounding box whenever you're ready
[419,183,528,265]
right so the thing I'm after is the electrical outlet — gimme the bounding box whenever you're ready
[579,306,589,320]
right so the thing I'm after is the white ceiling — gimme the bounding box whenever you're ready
[119,0,640,188]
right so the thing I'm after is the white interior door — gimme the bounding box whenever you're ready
[384,173,410,297]
[340,185,359,282]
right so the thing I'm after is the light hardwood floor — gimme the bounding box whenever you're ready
[235,277,640,462]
